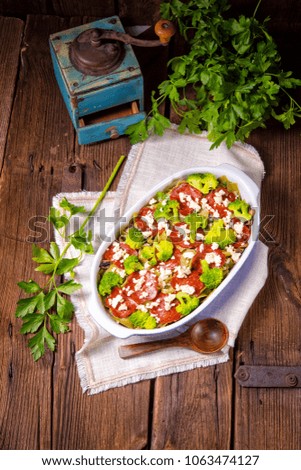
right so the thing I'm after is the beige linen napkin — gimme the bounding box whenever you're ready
[54,128,268,394]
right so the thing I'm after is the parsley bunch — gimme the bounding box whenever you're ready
[16,155,125,360]
[126,0,301,148]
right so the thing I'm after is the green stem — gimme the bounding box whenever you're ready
[280,87,301,111]
[50,154,126,284]
[253,0,262,18]
[81,154,126,230]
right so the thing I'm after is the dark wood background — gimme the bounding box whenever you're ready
[0,0,300,450]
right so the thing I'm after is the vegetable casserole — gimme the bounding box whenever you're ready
[97,172,254,330]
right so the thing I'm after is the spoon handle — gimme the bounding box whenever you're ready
[118,338,182,359]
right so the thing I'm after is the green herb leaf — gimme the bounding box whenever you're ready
[50,241,60,260]
[35,263,56,274]
[69,229,94,254]
[126,0,301,148]
[57,293,74,321]
[20,313,45,334]
[59,197,86,216]
[16,155,126,361]
[56,257,79,275]
[44,290,57,310]
[57,280,82,295]
[49,315,70,334]
[28,325,55,361]
[17,280,41,294]
[32,244,54,264]
[48,207,69,230]
[16,292,44,318]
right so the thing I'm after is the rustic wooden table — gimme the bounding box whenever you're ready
[0,1,301,450]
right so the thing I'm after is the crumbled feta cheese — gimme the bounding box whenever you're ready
[211,242,219,251]
[133,276,145,291]
[164,294,176,310]
[211,209,220,218]
[205,252,222,267]
[142,212,155,228]
[201,198,211,211]
[111,266,126,278]
[118,303,128,311]
[176,284,195,295]
[140,291,149,299]
[223,211,232,225]
[136,304,148,312]
[223,198,230,207]
[199,243,204,253]
[233,221,244,239]
[196,232,204,241]
[213,194,223,205]
[226,245,241,263]
[146,299,160,308]
[149,198,157,205]
[158,267,172,284]
[232,252,241,262]
[112,250,124,261]
[157,220,172,236]
[179,192,201,211]
[109,294,123,309]
[182,251,195,258]
[174,265,191,278]
[142,230,152,238]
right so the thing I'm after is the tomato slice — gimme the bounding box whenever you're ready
[102,242,137,268]
[105,287,137,318]
[159,248,182,270]
[234,225,251,243]
[171,271,204,296]
[206,186,235,204]
[134,207,158,236]
[170,182,202,216]
[125,271,159,304]
[149,293,182,325]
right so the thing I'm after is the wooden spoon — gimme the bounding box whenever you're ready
[118,318,229,359]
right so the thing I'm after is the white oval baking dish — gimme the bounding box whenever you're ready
[90,163,260,339]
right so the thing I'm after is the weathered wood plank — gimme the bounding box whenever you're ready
[118,0,161,26]
[0,17,24,170]
[0,14,75,450]
[151,364,232,449]
[233,123,301,450]
[0,1,50,16]
[51,1,115,18]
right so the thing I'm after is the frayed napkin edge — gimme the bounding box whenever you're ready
[75,350,230,395]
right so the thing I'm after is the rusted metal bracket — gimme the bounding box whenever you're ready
[235,366,301,388]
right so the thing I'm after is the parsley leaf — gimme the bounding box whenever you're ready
[15,155,126,361]
[126,0,301,148]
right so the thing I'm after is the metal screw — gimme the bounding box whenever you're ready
[285,374,298,387]
[237,368,250,381]
[110,128,119,139]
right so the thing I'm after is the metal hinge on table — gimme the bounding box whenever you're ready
[235,366,301,388]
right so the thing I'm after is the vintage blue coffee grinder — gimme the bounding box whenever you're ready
[49,17,175,144]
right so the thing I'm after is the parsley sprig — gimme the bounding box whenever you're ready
[126,0,301,148]
[16,155,126,361]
